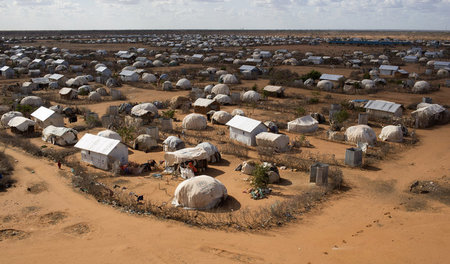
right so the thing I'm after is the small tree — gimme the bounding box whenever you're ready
[296,106,306,117]
[250,163,269,189]
[333,110,349,124]
[161,109,176,119]
[117,126,135,144]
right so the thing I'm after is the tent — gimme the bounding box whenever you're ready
[379,125,403,142]
[241,90,261,103]
[1,111,23,127]
[182,113,207,130]
[133,134,157,152]
[196,142,221,163]
[176,78,191,90]
[213,94,232,105]
[20,96,43,107]
[255,132,290,152]
[211,84,230,95]
[412,104,449,128]
[42,125,78,146]
[412,81,431,93]
[345,125,377,145]
[97,130,122,141]
[288,115,319,133]
[163,136,185,152]
[8,116,35,133]
[131,103,158,118]
[172,175,228,210]
[231,109,245,116]
[165,147,208,167]
[211,111,232,125]
[142,73,157,83]
[59,87,78,100]
[88,91,102,102]
[317,80,333,91]
[193,98,220,114]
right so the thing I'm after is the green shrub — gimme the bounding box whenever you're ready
[296,106,306,117]
[251,84,258,91]
[16,104,34,116]
[333,110,349,124]
[363,73,370,79]
[162,109,176,119]
[251,163,270,189]
[301,70,322,81]
[307,97,319,104]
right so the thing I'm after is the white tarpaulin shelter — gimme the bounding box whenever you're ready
[8,116,35,132]
[97,129,122,141]
[164,147,208,166]
[213,94,232,105]
[176,78,191,90]
[20,96,43,107]
[379,125,403,142]
[211,84,230,95]
[345,125,377,145]
[133,134,157,152]
[131,103,158,117]
[163,136,185,152]
[255,132,290,152]
[182,113,207,130]
[211,111,232,125]
[42,125,78,146]
[172,175,228,210]
[412,103,448,128]
[196,142,221,163]
[1,111,23,127]
[31,106,64,128]
[241,90,261,103]
[288,115,319,133]
[75,133,128,170]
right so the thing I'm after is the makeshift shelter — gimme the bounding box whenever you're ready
[255,132,290,152]
[211,84,230,95]
[364,100,402,120]
[42,125,78,146]
[193,98,220,114]
[211,111,232,125]
[119,70,139,82]
[412,104,449,128]
[142,73,157,83]
[317,80,334,91]
[196,142,221,163]
[66,76,88,87]
[20,96,43,107]
[288,115,319,133]
[379,65,399,76]
[88,91,102,102]
[165,147,208,173]
[75,133,128,170]
[345,125,377,145]
[97,129,122,141]
[182,113,207,130]
[163,136,185,152]
[1,66,14,78]
[412,81,431,93]
[213,94,232,105]
[59,87,78,100]
[220,74,238,84]
[231,109,245,116]
[379,125,403,142]
[31,106,64,129]
[133,134,157,152]
[1,111,23,127]
[241,90,261,103]
[172,176,228,210]
[162,81,173,91]
[226,115,266,146]
[131,103,158,122]
[8,117,35,134]
[263,85,284,97]
[176,78,191,90]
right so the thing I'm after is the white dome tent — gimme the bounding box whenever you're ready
[172,175,228,210]
[213,94,232,105]
[133,134,157,152]
[379,125,403,142]
[412,81,431,93]
[182,113,207,130]
[97,129,122,141]
[211,111,232,125]
[220,74,238,84]
[20,96,43,107]
[176,78,192,90]
[288,115,319,133]
[345,125,377,145]
[211,84,230,96]
[241,90,261,103]
[317,80,333,91]
[1,111,23,127]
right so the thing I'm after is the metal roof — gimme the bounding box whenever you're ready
[379,65,399,71]
[364,100,401,114]
[49,73,64,80]
[0,66,11,71]
[119,70,137,77]
[239,65,258,71]
[74,133,121,155]
[31,106,55,121]
[225,115,264,133]
[320,74,344,81]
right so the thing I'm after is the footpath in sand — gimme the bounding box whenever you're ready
[0,126,449,264]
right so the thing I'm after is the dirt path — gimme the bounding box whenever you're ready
[1,125,449,264]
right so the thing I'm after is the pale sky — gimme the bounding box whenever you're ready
[0,0,449,30]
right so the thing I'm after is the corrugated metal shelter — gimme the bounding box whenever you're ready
[364,100,402,120]
[379,65,399,76]
[75,133,128,170]
[31,106,64,129]
[225,115,266,146]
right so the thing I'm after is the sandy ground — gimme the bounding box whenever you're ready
[1,124,449,263]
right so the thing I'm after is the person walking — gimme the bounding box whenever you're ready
[57,161,61,169]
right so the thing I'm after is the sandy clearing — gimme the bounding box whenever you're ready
[0,124,449,263]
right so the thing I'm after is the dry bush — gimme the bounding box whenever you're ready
[0,150,14,189]
[220,142,249,159]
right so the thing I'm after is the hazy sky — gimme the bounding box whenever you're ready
[0,0,449,30]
